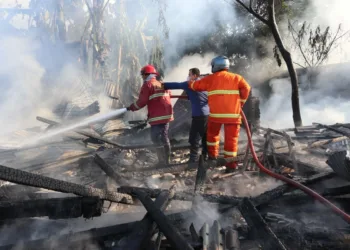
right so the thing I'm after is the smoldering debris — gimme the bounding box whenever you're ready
[1,113,350,249]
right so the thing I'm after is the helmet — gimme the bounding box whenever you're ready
[140,65,158,75]
[211,56,230,73]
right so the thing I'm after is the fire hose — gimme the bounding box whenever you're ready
[241,110,350,224]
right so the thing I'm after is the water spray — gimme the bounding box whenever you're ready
[20,108,128,147]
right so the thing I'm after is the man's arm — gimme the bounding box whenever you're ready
[238,77,251,106]
[188,75,211,91]
[163,81,188,90]
[128,84,150,111]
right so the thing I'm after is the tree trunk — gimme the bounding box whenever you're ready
[268,0,303,127]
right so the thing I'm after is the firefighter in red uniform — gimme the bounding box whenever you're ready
[127,65,173,165]
[188,56,251,172]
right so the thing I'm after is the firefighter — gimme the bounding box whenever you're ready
[188,56,251,172]
[162,68,209,163]
[127,65,173,165]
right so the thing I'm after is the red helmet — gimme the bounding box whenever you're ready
[140,64,159,75]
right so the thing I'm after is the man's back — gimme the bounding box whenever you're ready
[189,71,251,124]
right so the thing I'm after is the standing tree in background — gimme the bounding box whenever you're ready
[288,21,349,89]
[288,21,349,69]
[235,0,303,127]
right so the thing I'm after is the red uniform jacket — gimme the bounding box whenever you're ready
[129,78,174,125]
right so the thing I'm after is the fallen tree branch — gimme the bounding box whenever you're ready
[0,165,133,204]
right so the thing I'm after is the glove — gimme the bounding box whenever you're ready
[126,106,131,111]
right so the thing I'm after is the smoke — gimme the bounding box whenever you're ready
[163,53,215,105]
[0,36,48,138]
[161,0,235,65]
[257,1,350,128]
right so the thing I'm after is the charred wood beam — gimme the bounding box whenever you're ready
[133,190,194,250]
[238,198,287,250]
[225,229,241,250]
[308,136,348,148]
[326,150,350,181]
[0,196,102,220]
[94,153,126,185]
[314,122,350,138]
[323,184,350,196]
[118,186,242,205]
[116,186,175,250]
[209,220,222,250]
[254,171,335,208]
[270,153,319,174]
[200,223,209,250]
[271,220,350,250]
[0,164,133,204]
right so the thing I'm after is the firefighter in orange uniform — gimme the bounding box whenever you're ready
[188,56,251,172]
[127,65,173,165]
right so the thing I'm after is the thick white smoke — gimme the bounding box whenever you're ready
[0,36,48,138]
[258,0,350,128]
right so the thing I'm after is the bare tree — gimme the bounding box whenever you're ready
[234,0,303,127]
[288,21,349,68]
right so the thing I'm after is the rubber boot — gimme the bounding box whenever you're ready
[207,156,218,168]
[225,161,238,173]
[156,148,166,166]
[164,145,171,165]
[188,147,200,163]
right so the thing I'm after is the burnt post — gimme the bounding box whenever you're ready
[239,198,287,250]
[133,189,194,250]
[116,186,176,250]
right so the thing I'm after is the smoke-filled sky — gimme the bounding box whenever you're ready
[0,0,350,138]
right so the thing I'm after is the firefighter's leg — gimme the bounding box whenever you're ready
[188,117,202,162]
[201,116,209,160]
[206,121,222,159]
[150,124,165,165]
[159,123,171,165]
[224,123,240,171]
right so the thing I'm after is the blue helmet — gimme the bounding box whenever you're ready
[211,56,230,73]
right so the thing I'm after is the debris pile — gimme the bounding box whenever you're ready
[0,103,350,249]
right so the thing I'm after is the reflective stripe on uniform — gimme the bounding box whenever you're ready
[190,82,195,89]
[208,90,239,96]
[240,99,247,103]
[209,113,240,118]
[134,101,140,110]
[224,151,237,157]
[207,141,220,146]
[149,92,169,100]
[148,114,173,123]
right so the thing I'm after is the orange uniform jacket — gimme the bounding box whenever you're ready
[188,71,251,124]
